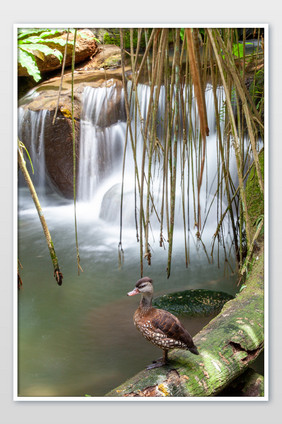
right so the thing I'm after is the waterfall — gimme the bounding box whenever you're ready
[76,81,231,232]
[78,85,126,202]
[17,80,235,235]
[18,108,49,192]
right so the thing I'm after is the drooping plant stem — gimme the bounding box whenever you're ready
[209,46,239,262]
[18,141,63,285]
[185,28,209,232]
[117,27,264,276]
[207,28,252,252]
[167,29,180,278]
[71,28,83,275]
[213,29,264,196]
[52,29,70,125]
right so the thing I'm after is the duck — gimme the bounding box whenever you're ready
[127,276,199,369]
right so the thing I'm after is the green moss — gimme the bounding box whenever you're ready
[245,149,264,237]
[103,54,121,69]
[106,252,264,398]
[103,29,148,49]
[153,289,234,317]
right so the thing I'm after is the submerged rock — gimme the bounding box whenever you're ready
[153,289,234,317]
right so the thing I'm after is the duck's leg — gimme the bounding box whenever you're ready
[146,350,169,370]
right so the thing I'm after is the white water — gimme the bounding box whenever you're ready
[18,108,49,191]
[75,82,232,236]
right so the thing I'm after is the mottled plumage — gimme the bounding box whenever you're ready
[127,277,199,369]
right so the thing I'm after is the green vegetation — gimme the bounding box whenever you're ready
[245,149,264,237]
[103,28,148,49]
[18,28,99,83]
[153,289,234,317]
[17,27,266,397]
[18,27,265,279]
[107,253,264,397]
[18,28,70,82]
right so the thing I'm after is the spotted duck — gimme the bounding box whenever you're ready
[127,276,199,369]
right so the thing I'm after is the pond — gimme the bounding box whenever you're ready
[17,187,238,397]
[17,80,238,397]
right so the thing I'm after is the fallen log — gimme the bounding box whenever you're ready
[106,252,264,397]
[220,368,264,397]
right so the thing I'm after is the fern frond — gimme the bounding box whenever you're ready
[19,43,63,62]
[18,48,41,82]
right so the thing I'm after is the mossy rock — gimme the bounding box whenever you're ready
[245,148,264,238]
[96,28,148,50]
[103,54,121,69]
[153,289,234,317]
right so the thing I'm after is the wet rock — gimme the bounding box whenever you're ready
[44,111,80,198]
[78,45,122,71]
[18,70,127,198]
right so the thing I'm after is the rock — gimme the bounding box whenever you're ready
[18,69,127,198]
[18,29,98,77]
[44,111,80,198]
[77,45,122,71]
[153,289,234,317]
[90,28,121,44]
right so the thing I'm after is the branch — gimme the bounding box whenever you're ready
[18,141,63,285]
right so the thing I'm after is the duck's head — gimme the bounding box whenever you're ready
[127,277,153,296]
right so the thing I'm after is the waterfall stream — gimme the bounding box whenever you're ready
[75,81,231,234]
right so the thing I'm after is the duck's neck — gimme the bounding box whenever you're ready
[140,293,153,310]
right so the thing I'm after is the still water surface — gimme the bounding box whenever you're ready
[18,189,238,397]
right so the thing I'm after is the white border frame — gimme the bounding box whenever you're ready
[13,23,269,402]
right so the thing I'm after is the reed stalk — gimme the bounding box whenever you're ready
[213,29,264,195]
[71,29,83,275]
[209,47,239,261]
[185,28,209,231]
[136,29,158,86]
[18,141,63,285]
[207,28,252,252]
[52,29,70,125]
[167,29,180,278]
[179,32,189,266]
[120,29,147,275]
[144,29,167,265]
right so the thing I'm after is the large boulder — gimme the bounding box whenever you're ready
[18,29,98,77]
[78,45,122,71]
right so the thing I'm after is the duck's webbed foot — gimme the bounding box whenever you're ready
[146,350,168,370]
[146,359,165,370]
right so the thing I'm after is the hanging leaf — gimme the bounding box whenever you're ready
[18,28,66,40]
[36,29,66,38]
[18,35,72,47]
[18,48,41,82]
[18,28,51,39]
[20,43,63,62]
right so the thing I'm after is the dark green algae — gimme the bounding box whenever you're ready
[153,289,234,317]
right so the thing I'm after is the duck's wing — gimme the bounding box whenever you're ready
[151,308,195,349]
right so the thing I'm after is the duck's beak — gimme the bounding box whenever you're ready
[127,287,140,296]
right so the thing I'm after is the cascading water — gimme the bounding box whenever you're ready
[18,108,49,192]
[78,85,127,202]
[76,81,231,237]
